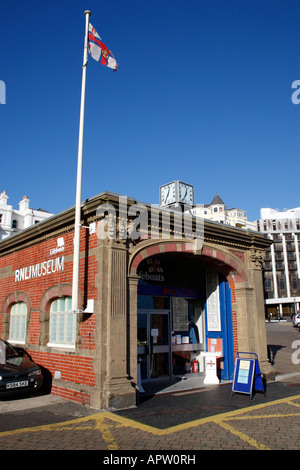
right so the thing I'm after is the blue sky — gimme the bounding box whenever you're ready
[1,0,299,221]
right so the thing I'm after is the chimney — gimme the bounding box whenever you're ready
[0,190,8,206]
[19,195,30,213]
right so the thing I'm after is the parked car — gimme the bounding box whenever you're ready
[0,340,43,397]
[293,313,300,327]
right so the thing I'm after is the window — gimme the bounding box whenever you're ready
[286,241,295,251]
[263,261,272,270]
[277,275,286,291]
[9,302,27,343]
[49,297,76,347]
[264,275,273,292]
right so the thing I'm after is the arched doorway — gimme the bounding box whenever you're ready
[131,245,236,386]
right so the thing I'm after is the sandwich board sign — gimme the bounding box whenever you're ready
[232,352,265,399]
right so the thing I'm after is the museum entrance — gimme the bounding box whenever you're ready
[137,296,206,384]
[137,310,170,381]
[136,251,235,387]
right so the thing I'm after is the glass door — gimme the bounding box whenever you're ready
[137,310,170,382]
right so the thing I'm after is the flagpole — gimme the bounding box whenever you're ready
[72,10,91,313]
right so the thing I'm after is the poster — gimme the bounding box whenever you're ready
[206,269,221,331]
[237,360,251,384]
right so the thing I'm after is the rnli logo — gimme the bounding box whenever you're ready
[50,238,65,255]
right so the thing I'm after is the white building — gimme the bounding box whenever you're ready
[189,193,257,230]
[257,207,300,316]
[0,191,54,240]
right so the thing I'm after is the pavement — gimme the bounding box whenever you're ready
[0,321,299,454]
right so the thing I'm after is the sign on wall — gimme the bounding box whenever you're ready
[206,269,221,331]
[15,256,64,282]
[14,238,65,282]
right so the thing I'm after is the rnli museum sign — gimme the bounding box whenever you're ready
[14,237,65,282]
[15,256,64,282]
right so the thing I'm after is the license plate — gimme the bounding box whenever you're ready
[6,381,28,389]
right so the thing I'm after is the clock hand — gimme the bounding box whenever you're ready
[162,188,168,204]
[165,187,170,203]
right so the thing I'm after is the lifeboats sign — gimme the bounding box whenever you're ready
[15,256,64,282]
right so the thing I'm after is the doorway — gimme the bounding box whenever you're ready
[137,309,170,382]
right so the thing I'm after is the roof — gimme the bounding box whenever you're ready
[210,193,225,206]
[0,190,272,256]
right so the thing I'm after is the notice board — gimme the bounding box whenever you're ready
[232,352,264,398]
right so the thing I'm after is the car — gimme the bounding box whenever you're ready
[293,313,300,327]
[0,340,43,397]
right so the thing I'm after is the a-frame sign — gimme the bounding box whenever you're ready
[232,352,265,399]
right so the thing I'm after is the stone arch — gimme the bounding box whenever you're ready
[128,239,249,285]
[39,283,75,313]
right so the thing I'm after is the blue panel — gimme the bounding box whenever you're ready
[205,274,234,381]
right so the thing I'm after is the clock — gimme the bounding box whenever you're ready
[160,182,176,206]
[160,181,194,208]
[179,182,194,206]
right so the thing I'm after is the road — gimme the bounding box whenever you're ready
[0,320,299,453]
[266,320,300,377]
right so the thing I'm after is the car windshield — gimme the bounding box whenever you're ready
[5,343,20,358]
[0,340,20,361]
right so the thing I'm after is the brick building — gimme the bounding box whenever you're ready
[0,191,274,409]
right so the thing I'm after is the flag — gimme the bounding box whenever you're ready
[88,23,118,71]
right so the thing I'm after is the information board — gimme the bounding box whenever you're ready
[232,352,265,399]
[232,357,255,397]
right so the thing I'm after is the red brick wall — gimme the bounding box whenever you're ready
[228,278,238,358]
[0,228,98,404]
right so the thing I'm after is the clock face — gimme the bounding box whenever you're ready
[179,183,194,205]
[160,183,176,206]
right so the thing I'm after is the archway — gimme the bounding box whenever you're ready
[128,240,247,387]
